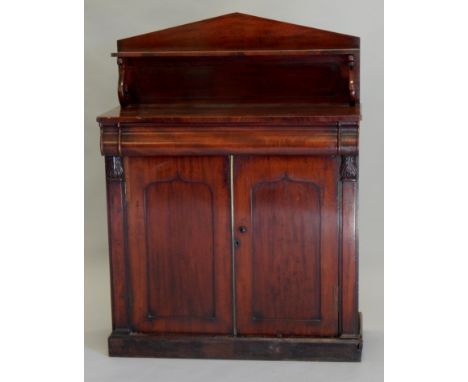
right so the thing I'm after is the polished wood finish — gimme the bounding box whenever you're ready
[111,55,355,106]
[109,314,362,362]
[97,13,361,361]
[114,13,359,53]
[124,156,232,334]
[340,155,359,337]
[100,123,358,157]
[98,103,360,124]
[234,156,339,336]
[107,13,359,108]
[105,156,129,331]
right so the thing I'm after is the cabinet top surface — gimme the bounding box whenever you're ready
[97,103,360,125]
[114,13,359,56]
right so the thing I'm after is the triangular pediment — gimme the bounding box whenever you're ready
[117,13,359,52]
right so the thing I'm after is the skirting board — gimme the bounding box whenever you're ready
[108,314,363,362]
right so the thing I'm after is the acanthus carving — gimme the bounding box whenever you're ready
[117,58,130,107]
[340,155,357,181]
[106,156,124,179]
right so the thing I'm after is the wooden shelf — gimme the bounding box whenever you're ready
[111,49,359,58]
[97,103,360,125]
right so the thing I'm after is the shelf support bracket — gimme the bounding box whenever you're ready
[117,58,130,107]
[348,55,356,106]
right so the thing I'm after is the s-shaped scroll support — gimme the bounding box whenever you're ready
[117,58,130,107]
[348,55,356,106]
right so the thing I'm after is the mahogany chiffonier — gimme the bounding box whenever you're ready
[97,13,362,361]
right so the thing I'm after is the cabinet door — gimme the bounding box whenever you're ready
[124,156,232,334]
[234,156,339,336]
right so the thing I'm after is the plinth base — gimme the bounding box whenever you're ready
[108,314,363,362]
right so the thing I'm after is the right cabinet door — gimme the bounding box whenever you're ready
[234,156,339,336]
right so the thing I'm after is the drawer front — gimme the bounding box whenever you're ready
[100,124,358,157]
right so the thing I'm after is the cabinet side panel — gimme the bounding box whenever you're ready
[341,181,359,336]
[105,157,130,331]
[340,154,359,337]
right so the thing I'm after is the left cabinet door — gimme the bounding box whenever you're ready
[124,156,233,334]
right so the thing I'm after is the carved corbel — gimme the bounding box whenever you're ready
[348,55,356,106]
[106,156,124,179]
[340,155,358,182]
[117,58,130,107]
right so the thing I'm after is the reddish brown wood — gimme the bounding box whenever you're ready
[100,124,358,157]
[108,324,362,361]
[115,13,359,52]
[109,14,359,108]
[340,155,359,337]
[98,13,362,360]
[97,104,360,125]
[105,156,129,331]
[234,156,339,336]
[124,156,233,334]
[117,58,130,107]
[111,55,353,105]
[112,50,358,57]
